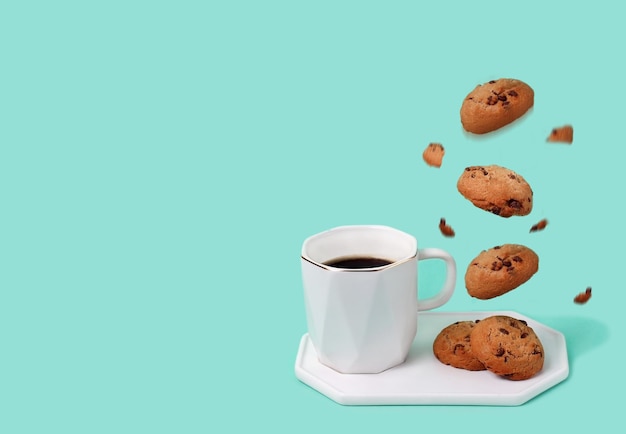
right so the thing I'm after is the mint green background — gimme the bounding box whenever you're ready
[1,1,622,432]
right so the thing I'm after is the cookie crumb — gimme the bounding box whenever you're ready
[530,218,548,233]
[547,125,573,144]
[574,287,592,304]
[422,143,445,167]
[439,218,455,237]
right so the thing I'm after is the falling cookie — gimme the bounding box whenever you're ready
[460,78,534,134]
[457,165,533,217]
[465,244,539,300]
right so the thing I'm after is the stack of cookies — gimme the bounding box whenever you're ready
[433,315,544,381]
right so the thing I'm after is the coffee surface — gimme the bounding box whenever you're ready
[324,256,392,269]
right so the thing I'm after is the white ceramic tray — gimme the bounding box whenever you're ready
[295,311,569,406]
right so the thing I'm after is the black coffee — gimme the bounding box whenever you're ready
[324,256,393,269]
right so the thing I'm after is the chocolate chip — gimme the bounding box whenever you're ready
[493,246,501,249]
[521,332,529,338]
[507,266,515,272]
[498,94,507,101]
[490,206,502,215]
[491,261,503,271]
[499,328,509,335]
[486,95,498,105]
[453,344,464,354]
[519,319,527,325]
[495,348,505,357]
[502,260,512,267]
[502,100,510,106]
[489,80,497,84]
[512,256,523,262]
[507,199,522,209]
[507,90,518,97]
[508,173,516,179]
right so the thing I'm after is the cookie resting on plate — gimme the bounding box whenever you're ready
[470,315,544,381]
[433,320,486,371]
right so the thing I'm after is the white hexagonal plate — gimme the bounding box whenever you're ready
[295,311,569,405]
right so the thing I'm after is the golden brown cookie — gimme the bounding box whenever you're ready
[547,125,573,144]
[470,315,544,381]
[456,165,533,217]
[433,320,486,371]
[465,244,539,300]
[460,78,534,134]
[422,143,445,167]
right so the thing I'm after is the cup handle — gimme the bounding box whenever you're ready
[416,248,456,311]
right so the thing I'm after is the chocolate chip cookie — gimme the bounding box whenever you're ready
[456,165,533,217]
[433,320,486,371]
[460,78,534,134]
[465,244,539,300]
[470,315,544,381]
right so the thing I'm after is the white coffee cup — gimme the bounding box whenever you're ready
[301,225,456,374]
